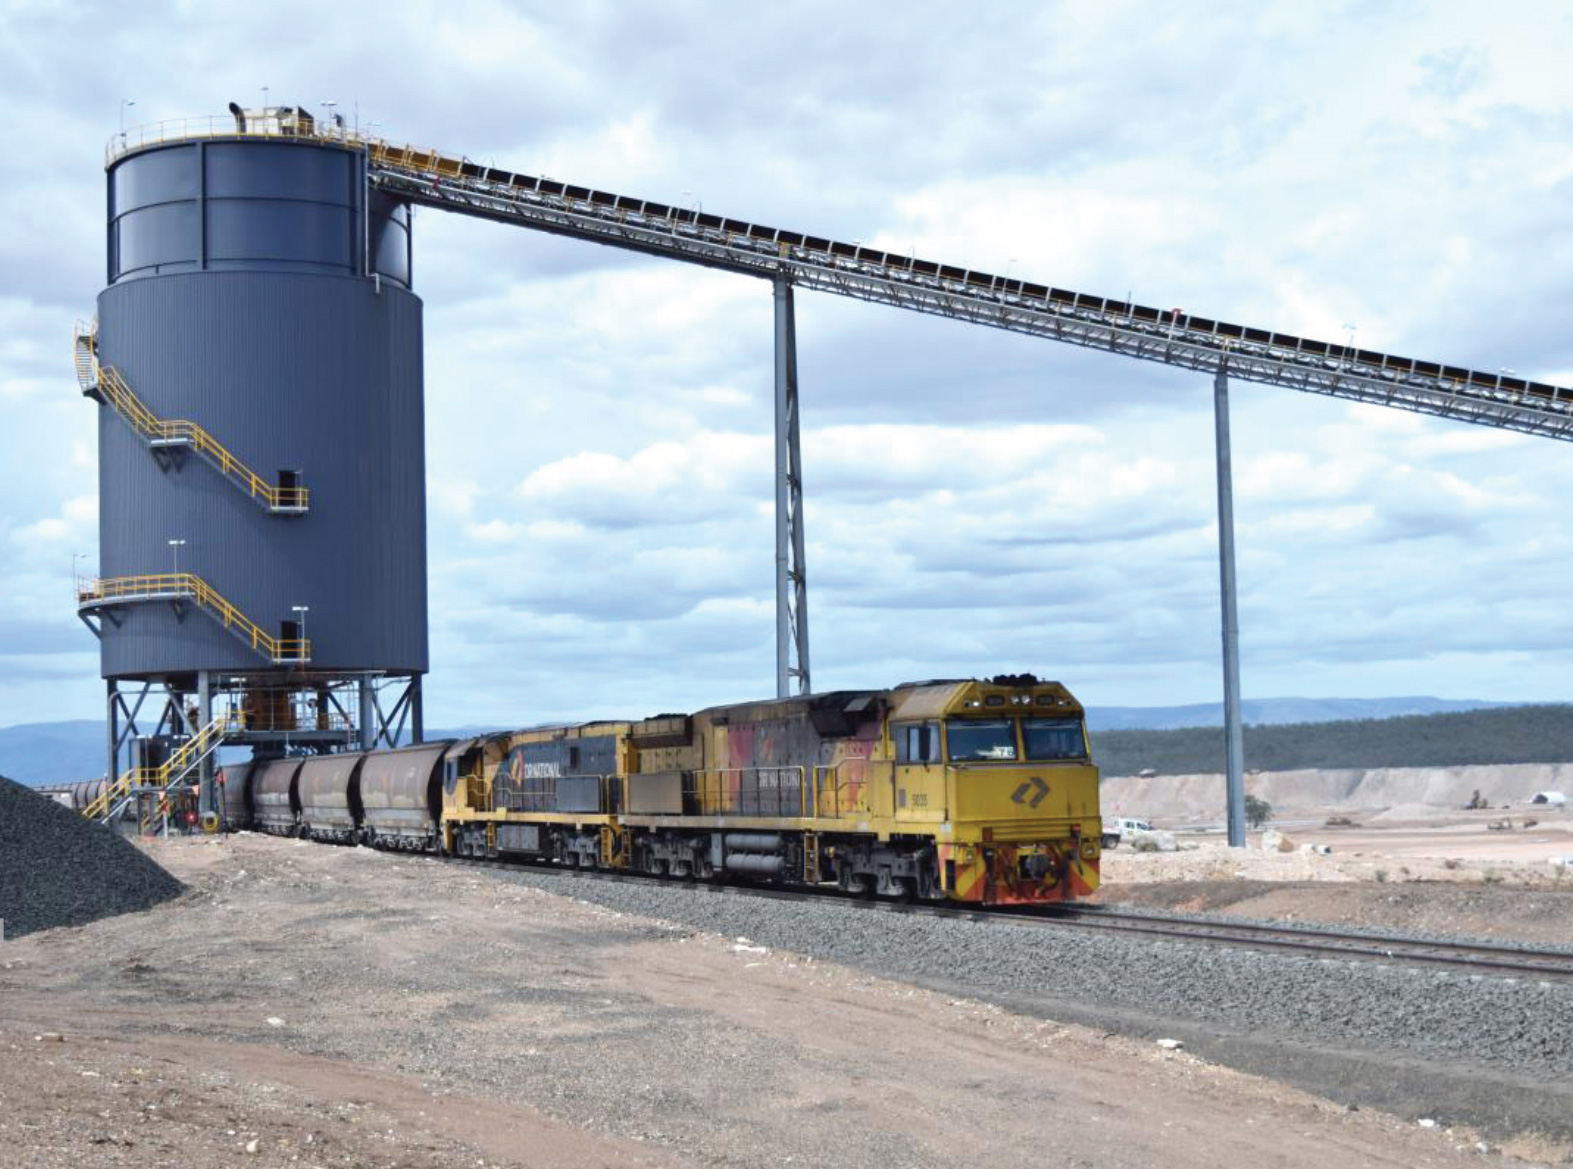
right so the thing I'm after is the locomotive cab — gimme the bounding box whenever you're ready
[888,677,1101,904]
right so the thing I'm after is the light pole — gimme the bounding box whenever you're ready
[291,605,309,659]
[321,99,337,135]
[73,551,87,599]
[168,538,186,577]
[119,99,135,147]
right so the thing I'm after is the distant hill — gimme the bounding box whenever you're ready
[0,720,108,788]
[1092,704,1573,778]
[1085,696,1516,732]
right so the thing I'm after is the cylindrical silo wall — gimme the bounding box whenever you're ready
[92,132,426,683]
[95,270,427,677]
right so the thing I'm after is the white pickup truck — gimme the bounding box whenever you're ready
[1100,816,1154,849]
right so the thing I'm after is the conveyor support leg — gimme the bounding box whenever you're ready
[1213,360,1247,846]
[774,276,810,697]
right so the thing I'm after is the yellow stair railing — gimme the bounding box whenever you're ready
[78,574,311,665]
[85,712,243,823]
[73,322,307,513]
[82,769,134,823]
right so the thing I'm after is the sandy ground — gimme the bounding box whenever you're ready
[1100,762,1573,826]
[3,834,1566,1168]
[1105,809,1573,881]
[1092,807,1573,942]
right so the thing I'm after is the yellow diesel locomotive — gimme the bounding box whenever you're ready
[440,675,1100,905]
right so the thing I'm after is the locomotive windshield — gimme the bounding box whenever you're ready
[946,719,1018,761]
[1023,717,1087,760]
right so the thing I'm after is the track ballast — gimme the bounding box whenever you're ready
[442,852,1573,982]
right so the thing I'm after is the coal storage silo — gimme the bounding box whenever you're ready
[75,105,427,825]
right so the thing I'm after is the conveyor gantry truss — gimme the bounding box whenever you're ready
[355,143,1573,442]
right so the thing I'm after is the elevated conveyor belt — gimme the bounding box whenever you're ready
[109,115,1573,439]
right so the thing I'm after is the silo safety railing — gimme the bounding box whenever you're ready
[78,574,311,666]
[73,322,308,514]
[84,711,242,823]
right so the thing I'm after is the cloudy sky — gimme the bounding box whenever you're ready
[3,0,1573,731]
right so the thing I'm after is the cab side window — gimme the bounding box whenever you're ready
[896,722,941,764]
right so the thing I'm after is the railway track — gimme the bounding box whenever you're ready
[448,854,1573,983]
[1031,904,1573,982]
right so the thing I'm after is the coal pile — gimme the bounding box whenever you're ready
[0,776,184,939]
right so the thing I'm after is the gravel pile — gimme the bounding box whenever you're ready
[0,777,184,939]
[491,869,1573,1082]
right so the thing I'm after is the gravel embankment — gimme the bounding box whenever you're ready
[0,777,185,938]
[488,869,1573,1082]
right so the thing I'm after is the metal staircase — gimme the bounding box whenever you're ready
[74,321,307,513]
[83,711,241,823]
[78,574,311,665]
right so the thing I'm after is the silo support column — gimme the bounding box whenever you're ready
[1213,360,1247,847]
[196,670,214,822]
[358,677,375,750]
[410,674,423,745]
[106,680,119,785]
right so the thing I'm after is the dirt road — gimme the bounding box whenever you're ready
[1,834,1564,1168]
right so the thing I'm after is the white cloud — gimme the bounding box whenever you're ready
[3,2,1573,730]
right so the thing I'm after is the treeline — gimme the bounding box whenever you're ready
[1092,704,1573,777]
